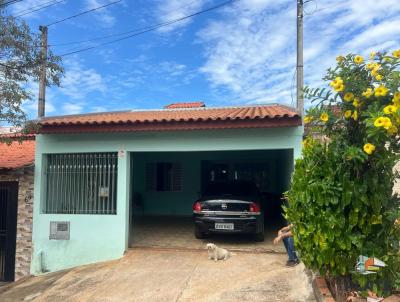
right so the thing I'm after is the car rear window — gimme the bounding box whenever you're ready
[204,182,259,197]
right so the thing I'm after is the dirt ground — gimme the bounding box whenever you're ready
[0,248,315,302]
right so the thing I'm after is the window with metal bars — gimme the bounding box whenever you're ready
[44,153,118,214]
[145,162,183,192]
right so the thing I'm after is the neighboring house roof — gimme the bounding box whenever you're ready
[38,104,301,134]
[0,136,35,169]
[164,102,205,109]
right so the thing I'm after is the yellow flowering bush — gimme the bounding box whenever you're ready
[286,51,400,297]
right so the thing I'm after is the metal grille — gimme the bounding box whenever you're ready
[0,182,18,281]
[44,153,118,214]
[0,187,7,280]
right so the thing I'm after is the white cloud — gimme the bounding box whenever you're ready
[10,0,64,18]
[62,103,84,114]
[155,0,207,32]
[57,57,106,100]
[22,81,56,119]
[85,0,117,27]
[198,0,294,105]
[194,0,400,107]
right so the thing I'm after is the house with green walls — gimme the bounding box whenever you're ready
[31,102,303,274]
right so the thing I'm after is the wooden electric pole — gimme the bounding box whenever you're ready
[296,0,304,117]
[38,25,48,118]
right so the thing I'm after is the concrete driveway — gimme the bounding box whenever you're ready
[0,248,315,302]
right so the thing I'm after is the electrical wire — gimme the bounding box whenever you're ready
[58,0,235,57]
[46,0,122,27]
[0,0,24,8]
[51,0,213,47]
[14,0,64,18]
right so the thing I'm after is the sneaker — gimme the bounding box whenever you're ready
[286,259,300,267]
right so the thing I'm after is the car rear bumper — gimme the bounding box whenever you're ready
[194,215,263,234]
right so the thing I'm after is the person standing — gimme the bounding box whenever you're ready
[273,224,300,267]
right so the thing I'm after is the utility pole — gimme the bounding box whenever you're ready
[38,25,48,118]
[296,0,304,117]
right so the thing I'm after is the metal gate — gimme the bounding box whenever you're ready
[0,182,18,282]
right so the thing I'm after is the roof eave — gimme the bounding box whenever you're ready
[39,117,302,134]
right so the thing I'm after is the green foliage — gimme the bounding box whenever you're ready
[286,51,400,295]
[0,4,63,132]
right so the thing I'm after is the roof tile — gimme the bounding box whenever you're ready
[0,138,35,169]
[40,104,299,126]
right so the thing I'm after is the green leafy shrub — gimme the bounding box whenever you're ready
[285,51,400,297]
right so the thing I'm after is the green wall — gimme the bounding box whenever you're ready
[131,150,293,216]
[32,127,303,274]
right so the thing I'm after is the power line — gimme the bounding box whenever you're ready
[46,0,122,27]
[51,0,210,47]
[0,0,24,8]
[58,0,235,57]
[14,0,64,18]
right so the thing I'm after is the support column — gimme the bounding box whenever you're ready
[116,151,131,251]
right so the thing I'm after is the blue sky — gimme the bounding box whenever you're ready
[7,0,400,117]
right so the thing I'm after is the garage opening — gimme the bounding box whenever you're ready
[129,150,293,252]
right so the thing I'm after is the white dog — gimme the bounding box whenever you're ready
[206,243,231,261]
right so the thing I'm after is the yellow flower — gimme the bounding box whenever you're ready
[373,63,381,70]
[362,88,373,98]
[388,125,398,136]
[334,84,345,92]
[366,63,375,70]
[375,74,383,81]
[353,97,360,108]
[336,55,345,62]
[320,112,329,123]
[363,143,376,155]
[392,91,400,106]
[354,55,364,64]
[344,92,354,102]
[369,51,376,59]
[383,118,392,129]
[330,77,344,92]
[371,69,378,76]
[394,91,400,100]
[375,117,392,129]
[392,49,400,58]
[304,116,313,124]
[383,105,398,115]
[344,110,352,119]
[374,85,389,97]
[352,111,358,121]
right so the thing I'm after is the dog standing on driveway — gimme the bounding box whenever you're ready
[206,243,231,261]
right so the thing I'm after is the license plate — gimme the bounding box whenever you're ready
[215,223,234,230]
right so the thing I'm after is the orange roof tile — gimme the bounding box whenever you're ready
[164,102,205,109]
[0,138,35,169]
[41,104,298,125]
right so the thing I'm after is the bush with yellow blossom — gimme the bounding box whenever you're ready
[285,51,400,298]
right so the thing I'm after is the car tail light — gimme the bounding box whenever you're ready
[193,201,202,212]
[249,202,260,213]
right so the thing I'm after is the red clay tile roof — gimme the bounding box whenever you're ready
[164,102,205,109]
[39,104,301,134]
[0,137,35,169]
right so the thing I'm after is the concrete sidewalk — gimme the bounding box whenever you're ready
[0,248,315,302]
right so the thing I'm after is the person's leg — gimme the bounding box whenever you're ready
[283,236,298,261]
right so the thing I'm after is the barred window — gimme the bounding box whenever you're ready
[146,162,183,192]
[44,153,118,214]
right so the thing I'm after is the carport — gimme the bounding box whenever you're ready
[32,103,302,274]
[129,149,293,252]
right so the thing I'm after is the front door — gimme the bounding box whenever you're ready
[0,182,18,281]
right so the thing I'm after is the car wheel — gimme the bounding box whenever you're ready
[254,231,265,242]
[194,228,207,239]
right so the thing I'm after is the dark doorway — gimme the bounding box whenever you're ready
[0,182,18,282]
